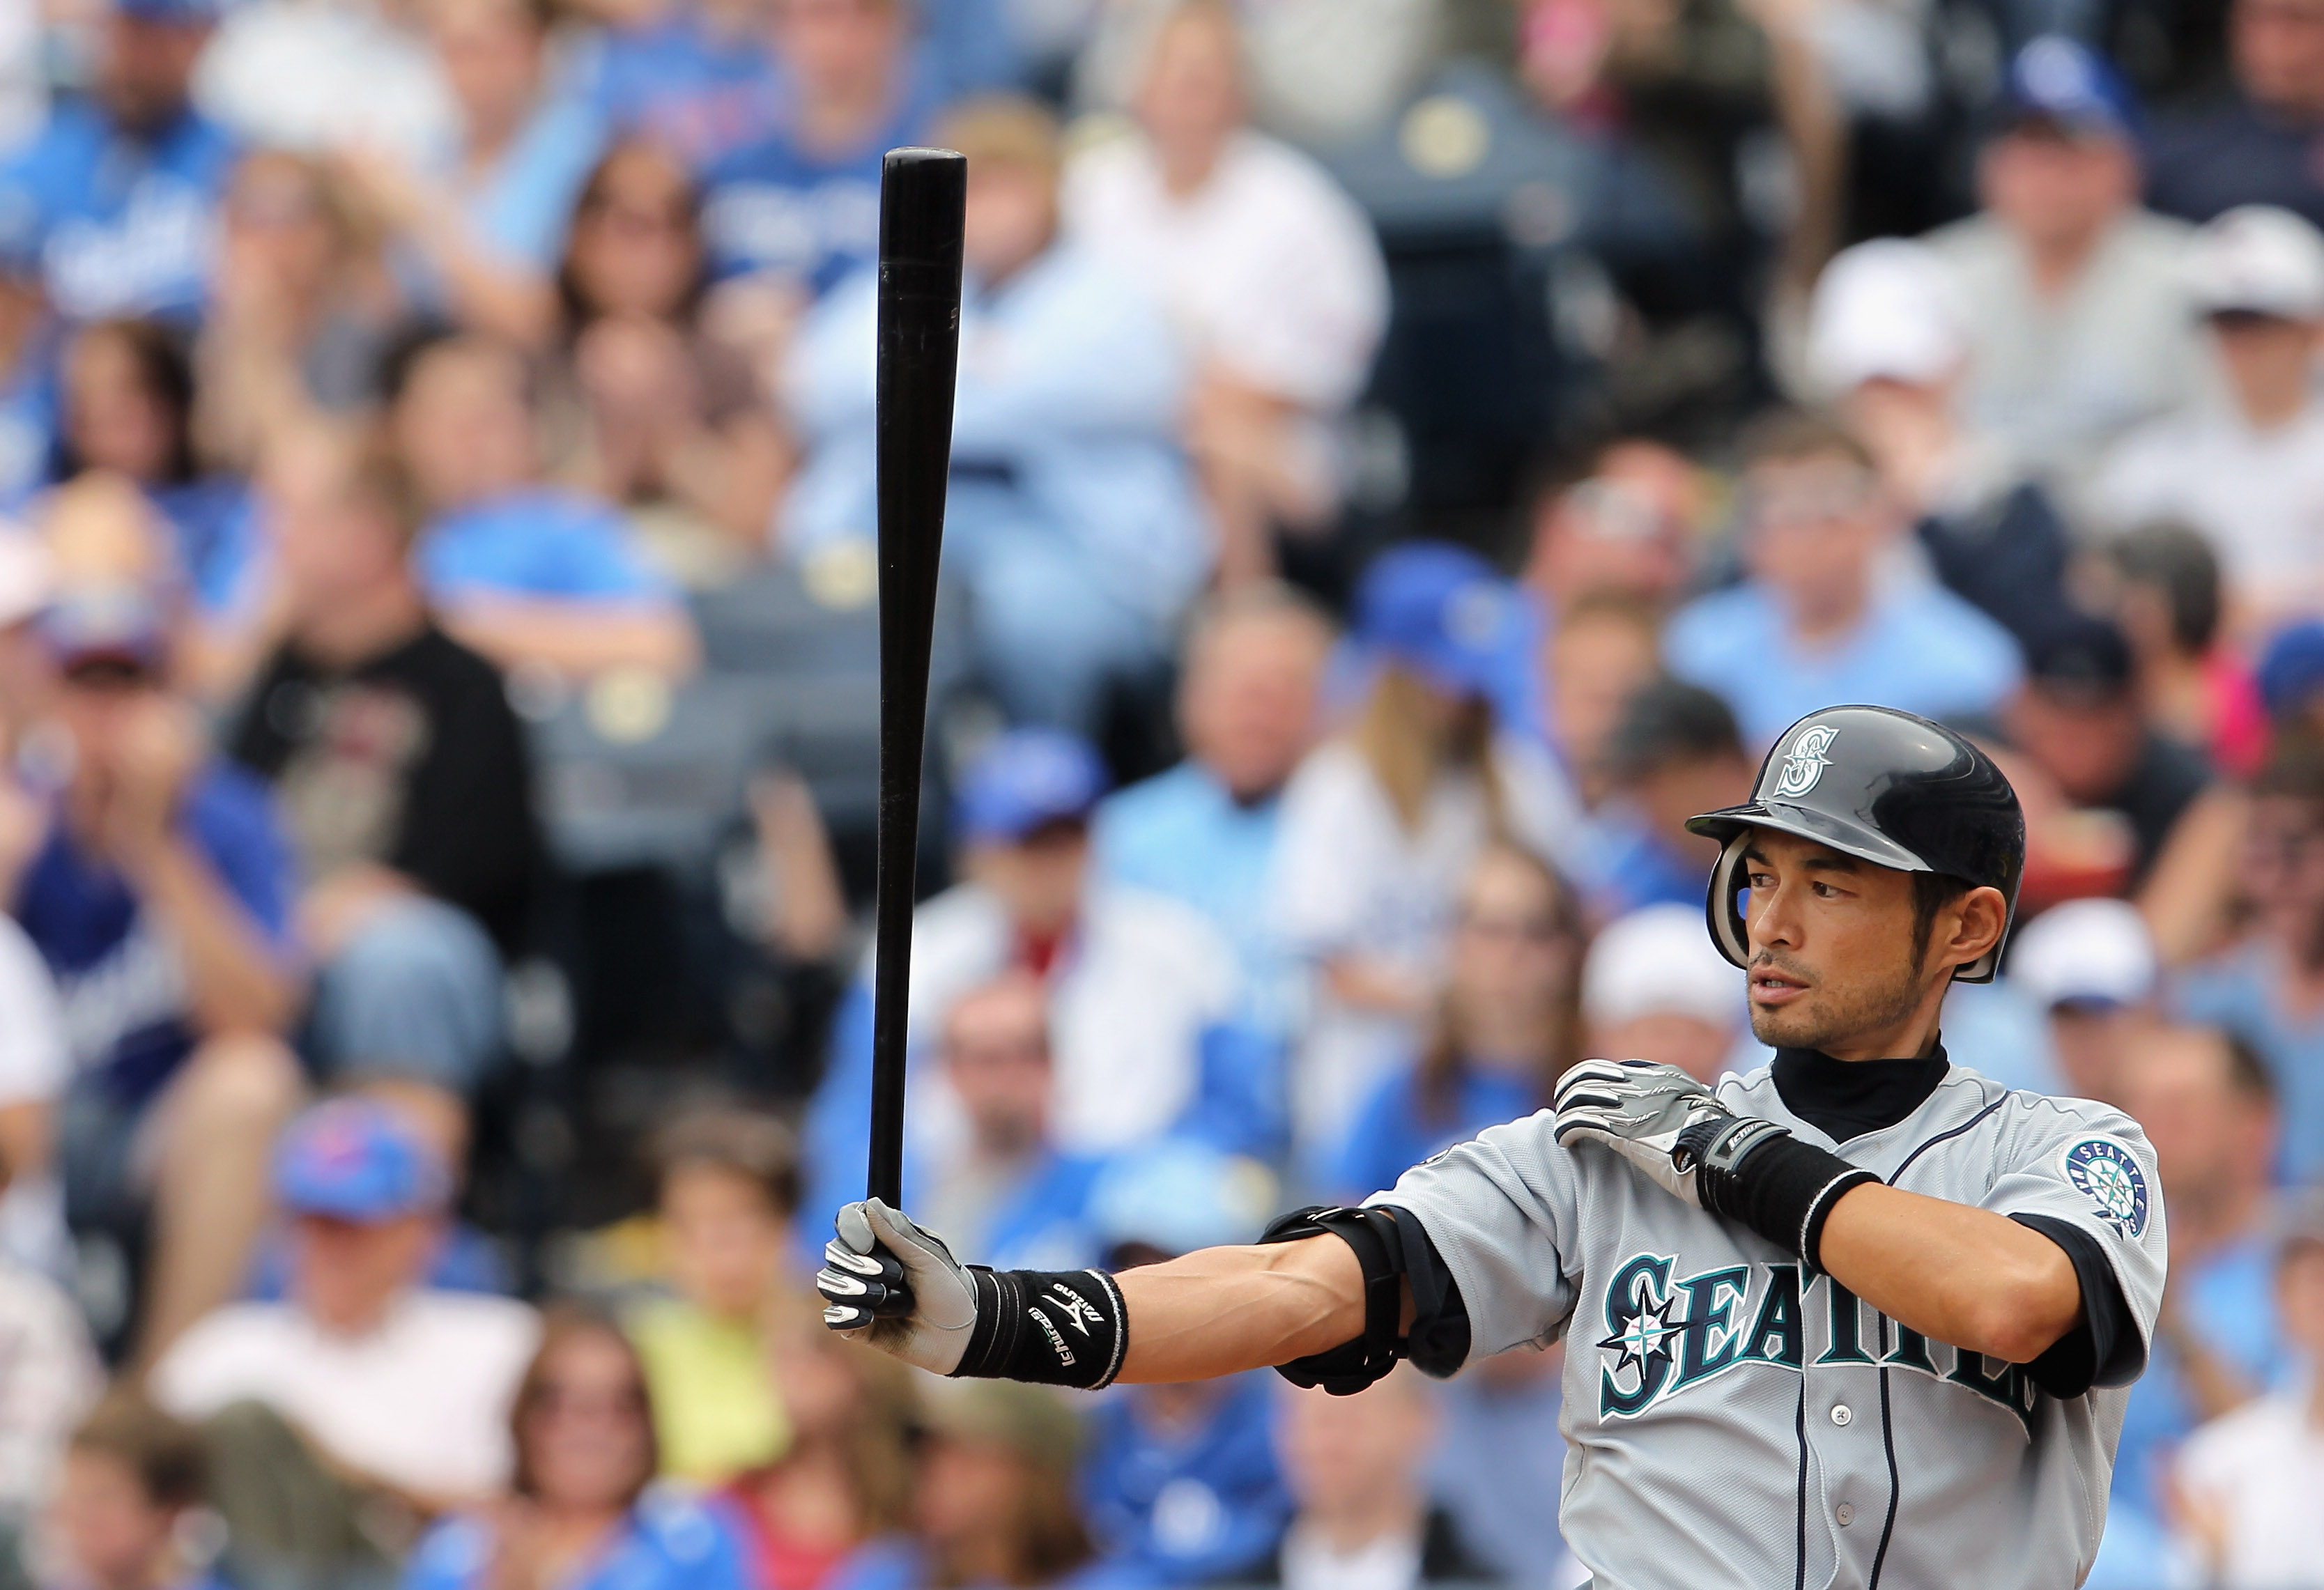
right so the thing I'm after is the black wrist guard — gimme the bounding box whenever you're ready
[1677,1118,1879,1274]
[951,1269,1128,1389]
[1256,1204,1461,1395]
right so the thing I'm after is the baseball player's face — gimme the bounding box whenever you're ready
[1737,831,1945,1058]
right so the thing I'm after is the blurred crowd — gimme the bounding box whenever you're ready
[0,0,2321,1587]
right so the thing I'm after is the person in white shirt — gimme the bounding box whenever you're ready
[2093,206,2324,635]
[2172,1185,2324,1589]
[150,1098,538,1579]
[1064,0,1390,583]
[1581,902,1753,1086]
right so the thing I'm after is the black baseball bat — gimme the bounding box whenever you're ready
[867,147,967,1210]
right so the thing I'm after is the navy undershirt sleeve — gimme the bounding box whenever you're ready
[2010,1212,2140,1397]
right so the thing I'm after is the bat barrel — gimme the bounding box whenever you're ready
[868,147,967,1210]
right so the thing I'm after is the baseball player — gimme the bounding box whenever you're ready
[819,705,2165,1589]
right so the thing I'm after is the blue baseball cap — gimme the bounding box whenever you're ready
[2001,36,2140,142]
[1352,541,1519,699]
[954,727,1109,844]
[274,1099,450,1224]
[2260,620,2324,720]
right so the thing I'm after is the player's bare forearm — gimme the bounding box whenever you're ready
[1818,1183,2084,1364]
[1114,1235,1371,1383]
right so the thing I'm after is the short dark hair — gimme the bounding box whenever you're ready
[2219,1028,2277,1108]
[1909,871,1973,969]
[2108,522,2222,654]
[649,1106,801,1219]
[70,1396,208,1512]
[1738,407,1877,476]
[1606,678,1745,782]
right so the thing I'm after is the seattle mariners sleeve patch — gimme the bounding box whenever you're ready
[2062,1139,2148,1238]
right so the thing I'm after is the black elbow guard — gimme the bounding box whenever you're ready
[1258,1204,1465,1395]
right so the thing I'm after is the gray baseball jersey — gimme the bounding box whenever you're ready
[1371,1061,2166,1590]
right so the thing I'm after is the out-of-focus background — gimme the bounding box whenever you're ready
[0,0,2318,1585]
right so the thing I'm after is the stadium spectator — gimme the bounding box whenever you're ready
[1063,0,1390,584]
[725,1296,920,1590]
[1804,237,2075,650]
[2093,206,2324,633]
[0,0,234,325]
[18,574,300,1364]
[1540,596,1663,810]
[1570,678,1754,921]
[194,150,394,474]
[388,330,698,678]
[403,1307,751,1590]
[337,0,607,346]
[2002,615,2210,890]
[1270,543,1581,1173]
[2006,897,2162,1104]
[803,728,1265,1234]
[625,1108,800,1485]
[1428,1338,1572,1589]
[909,973,1102,1272]
[1519,443,1702,624]
[909,1380,1129,1590]
[1663,410,2022,748]
[1582,900,1750,1083]
[1078,1140,1288,1584]
[2103,1025,2284,1575]
[700,0,939,300]
[49,1397,221,1590]
[0,247,57,516]
[1925,37,2203,487]
[151,1099,539,1579]
[552,142,787,581]
[1093,582,1334,1036]
[229,424,534,1148]
[2096,522,2268,780]
[1332,844,1584,1203]
[576,0,781,169]
[2149,0,2324,228]
[782,95,1208,734]
[191,0,456,164]
[1263,1368,1495,1589]
[2178,735,2324,1181]
[2171,1185,2324,1587]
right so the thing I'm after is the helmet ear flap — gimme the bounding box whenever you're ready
[1704,833,1752,971]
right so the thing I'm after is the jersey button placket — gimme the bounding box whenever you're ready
[1830,1403,1852,1426]
[1835,1502,1855,1527]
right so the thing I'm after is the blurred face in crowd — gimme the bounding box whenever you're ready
[961,158,1059,287]
[1545,606,1659,792]
[52,1449,177,1590]
[965,819,1088,941]
[291,1210,438,1335]
[1978,122,2137,260]
[2120,1026,2274,1212]
[1448,847,1577,1063]
[1179,606,1328,803]
[55,658,171,791]
[98,13,207,135]
[1738,829,2005,1056]
[66,329,180,486]
[769,1310,873,1441]
[2235,0,2324,116]
[1527,456,1695,617]
[567,146,704,323]
[943,973,1053,1159]
[1275,1371,1432,1520]
[1136,4,1247,180]
[2006,684,2142,805]
[426,0,547,141]
[1625,743,1755,859]
[2209,310,2324,424]
[2279,1242,2324,1360]
[1595,1008,1734,1085]
[660,1161,789,1322]
[518,1327,654,1513]
[394,342,539,510]
[773,0,906,102]
[915,1432,1036,1554]
[263,431,408,615]
[222,154,346,307]
[2046,1002,2146,1106]
[1743,454,1888,637]
[2240,793,2324,953]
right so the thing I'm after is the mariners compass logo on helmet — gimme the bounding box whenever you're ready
[1772,723,1839,798]
[2063,1139,2149,1237]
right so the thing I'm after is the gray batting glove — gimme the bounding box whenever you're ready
[816,1198,980,1374]
[1552,1058,1785,1207]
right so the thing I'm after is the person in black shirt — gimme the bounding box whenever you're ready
[229,424,537,1146]
[2148,0,2324,229]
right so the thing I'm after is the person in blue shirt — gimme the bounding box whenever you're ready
[0,0,236,325]
[1332,842,1586,1203]
[1567,677,1755,925]
[578,0,783,169]
[388,331,698,678]
[1663,410,2023,751]
[782,97,1209,733]
[1093,584,1334,1038]
[403,1309,753,1590]
[700,0,943,300]
[1079,1141,1291,1584]
[17,585,302,1366]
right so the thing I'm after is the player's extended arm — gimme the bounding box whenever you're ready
[1111,1237,1369,1382]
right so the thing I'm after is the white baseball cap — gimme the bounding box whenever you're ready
[0,532,50,631]
[2007,898,2157,1010]
[2185,205,2324,321]
[1806,238,1971,394]
[1583,903,1747,1031]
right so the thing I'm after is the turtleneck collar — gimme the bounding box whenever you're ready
[1771,1044,1951,1143]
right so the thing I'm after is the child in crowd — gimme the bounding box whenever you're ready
[49,1398,224,1590]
